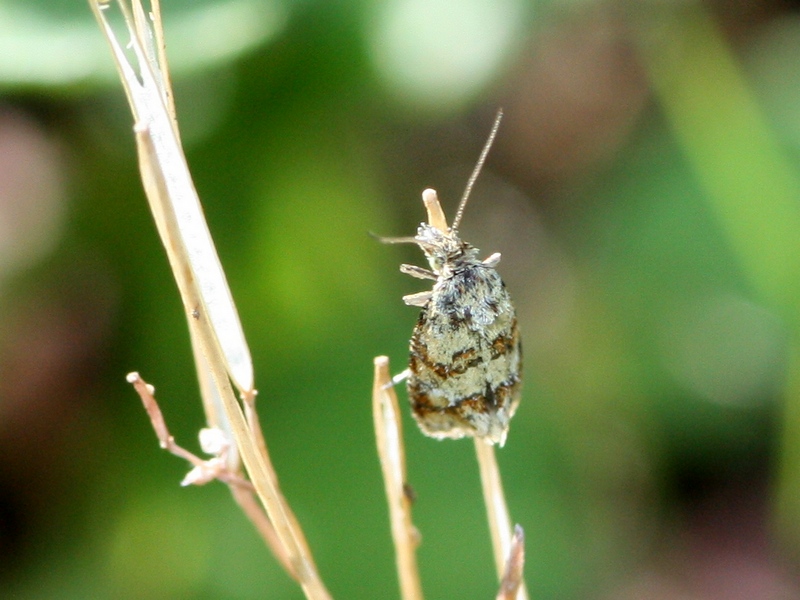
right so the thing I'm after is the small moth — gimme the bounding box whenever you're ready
[384,111,522,446]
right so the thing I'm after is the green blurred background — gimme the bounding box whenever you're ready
[2,0,800,598]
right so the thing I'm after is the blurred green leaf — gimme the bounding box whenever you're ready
[0,0,287,88]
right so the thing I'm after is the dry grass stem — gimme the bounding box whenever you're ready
[93,0,254,393]
[373,356,424,600]
[126,371,253,491]
[93,1,331,597]
[496,525,526,600]
[190,336,240,469]
[142,0,178,137]
[241,389,318,566]
[126,371,298,578]
[474,439,529,600]
[96,1,526,597]
[229,484,299,580]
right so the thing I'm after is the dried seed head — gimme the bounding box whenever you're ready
[422,188,448,232]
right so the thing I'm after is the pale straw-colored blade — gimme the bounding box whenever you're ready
[92,3,331,597]
[496,525,525,600]
[90,0,253,394]
[129,72,331,600]
[373,356,424,600]
[475,439,528,600]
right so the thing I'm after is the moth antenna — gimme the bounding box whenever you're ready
[451,108,503,231]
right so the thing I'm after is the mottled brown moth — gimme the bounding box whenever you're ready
[384,111,522,446]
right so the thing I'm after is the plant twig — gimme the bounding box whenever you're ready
[373,356,424,600]
[126,371,299,578]
[496,525,525,600]
[92,2,332,597]
[229,484,299,580]
[133,94,330,600]
[241,388,317,565]
[474,439,528,600]
[126,371,249,487]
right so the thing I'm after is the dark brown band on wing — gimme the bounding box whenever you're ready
[490,318,519,359]
[409,377,520,421]
[410,322,520,381]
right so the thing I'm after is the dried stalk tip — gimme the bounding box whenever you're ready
[372,355,424,600]
[496,524,526,600]
[422,189,449,233]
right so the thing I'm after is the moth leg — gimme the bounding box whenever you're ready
[403,291,433,307]
[400,264,437,280]
[382,368,411,389]
[482,252,501,267]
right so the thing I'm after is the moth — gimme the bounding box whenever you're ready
[384,111,522,446]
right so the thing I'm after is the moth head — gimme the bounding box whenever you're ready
[378,110,503,273]
[414,109,504,272]
[415,189,477,273]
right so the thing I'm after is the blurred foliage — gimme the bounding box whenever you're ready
[2,0,800,598]
[0,0,285,87]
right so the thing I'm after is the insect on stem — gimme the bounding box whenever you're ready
[451,108,504,232]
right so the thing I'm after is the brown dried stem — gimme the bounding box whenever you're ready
[126,371,300,577]
[131,126,320,590]
[90,1,332,593]
[496,525,526,600]
[241,389,317,566]
[474,439,529,600]
[229,484,298,580]
[373,356,424,600]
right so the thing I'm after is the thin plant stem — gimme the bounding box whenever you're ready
[496,525,525,600]
[242,390,317,564]
[229,484,299,580]
[373,356,424,600]
[474,439,529,600]
[127,371,298,580]
[91,2,332,597]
